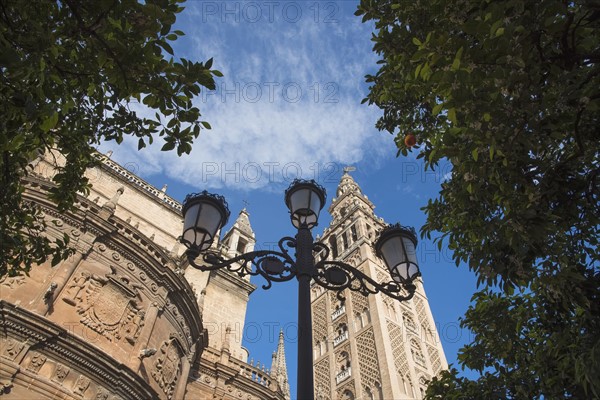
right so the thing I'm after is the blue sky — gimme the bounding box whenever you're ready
[100,0,480,395]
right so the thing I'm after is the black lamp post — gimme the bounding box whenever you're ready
[180,179,421,400]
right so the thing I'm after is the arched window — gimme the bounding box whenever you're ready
[342,232,349,249]
[337,351,351,371]
[351,225,358,242]
[342,390,354,400]
[329,235,338,259]
[337,323,348,336]
[314,340,320,358]
[398,375,414,397]
[355,312,363,330]
[362,307,371,325]
[422,323,434,343]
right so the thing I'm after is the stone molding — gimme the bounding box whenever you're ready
[0,300,158,399]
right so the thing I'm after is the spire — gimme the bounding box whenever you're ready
[99,186,124,219]
[270,329,290,399]
[336,166,362,197]
[233,208,254,237]
[222,209,256,257]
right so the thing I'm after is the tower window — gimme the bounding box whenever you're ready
[342,232,349,249]
[329,235,338,259]
[351,225,358,242]
[236,238,248,254]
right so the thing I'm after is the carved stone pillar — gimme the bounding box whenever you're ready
[172,356,191,399]
[33,236,94,315]
[127,302,162,371]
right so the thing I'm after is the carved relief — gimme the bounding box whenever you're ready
[355,329,381,390]
[0,275,25,289]
[152,339,182,399]
[52,363,70,383]
[95,388,110,400]
[1,338,24,361]
[63,271,91,305]
[123,309,145,344]
[387,321,410,376]
[312,298,327,345]
[74,375,91,397]
[26,352,47,372]
[314,358,331,400]
[64,267,142,342]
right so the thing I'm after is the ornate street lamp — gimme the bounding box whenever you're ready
[180,179,421,400]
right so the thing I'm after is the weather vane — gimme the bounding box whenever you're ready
[343,166,356,174]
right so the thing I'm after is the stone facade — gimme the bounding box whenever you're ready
[0,151,289,400]
[311,171,448,400]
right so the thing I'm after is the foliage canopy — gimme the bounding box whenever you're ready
[0,0,220,277]
[356,0,599,397]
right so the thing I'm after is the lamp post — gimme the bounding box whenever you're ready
[180,179,421,400]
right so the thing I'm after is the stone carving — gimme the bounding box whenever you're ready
[74,375,91,397]
[27,352,47,372]
[355,329,381,390]
[124,309,146,344]
[1,339,24,361]
[0,275,25,289]
[152,338,181,399]
[312,298,327,346]
[64,267,142,342]
[95,388,110,400]
[314,358,331,400]
[63,271,91,305]
[387,321,410,376]
[52,363,70,383]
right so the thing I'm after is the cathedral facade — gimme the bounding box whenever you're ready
[0,151,289,400]
[1,151,446,399]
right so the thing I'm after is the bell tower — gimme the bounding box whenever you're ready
[184,209,257,360]
[311,169,447,399]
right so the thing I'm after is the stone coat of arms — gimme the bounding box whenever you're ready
[64,267,143,342]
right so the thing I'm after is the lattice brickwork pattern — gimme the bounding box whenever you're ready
[315,358,331,400]
[428,343,442,374]
[387,321,409,376]
[350,292,368,316]
[313,297,328,344]
[355,328,381,390]
[415,297,427,326]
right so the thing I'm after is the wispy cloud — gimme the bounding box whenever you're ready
[101,1,389,190]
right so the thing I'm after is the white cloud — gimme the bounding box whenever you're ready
[101,1,390,191]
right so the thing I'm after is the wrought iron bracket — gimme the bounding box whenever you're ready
[186,237,418,301]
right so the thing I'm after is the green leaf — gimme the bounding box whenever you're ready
[40,112,59,132]
[161,141,176,151]
[472,148,478,161]
[447,108,457,124]
[157,40,174,55]
[432,103,444,116]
